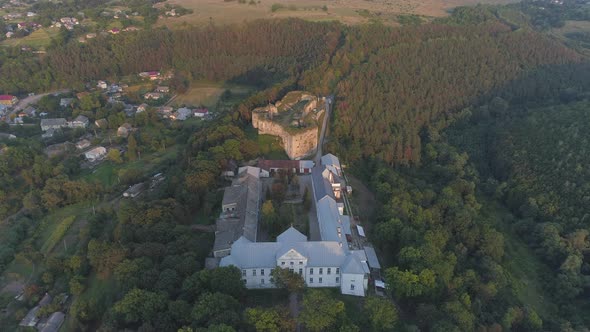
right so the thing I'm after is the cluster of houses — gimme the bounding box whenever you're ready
[19,293,66,332]
[216,154,380,297]
[40,115,89,137]
[54,17,79,30]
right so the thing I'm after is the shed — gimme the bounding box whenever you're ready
[363,246,381,270]
[356,225,366,237]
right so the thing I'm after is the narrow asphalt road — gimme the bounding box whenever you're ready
[6,89,70,123]
[313,95,333,165]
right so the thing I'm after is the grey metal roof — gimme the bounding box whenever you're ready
[341,251,369,274]
[277,226,307,243]
[321,153,341,173]
[317,196,345,246]
[40,312,65,332]
[40,118,67,126]
[311,166,333,201]
[363,246,381,270]
[214,168,261,253]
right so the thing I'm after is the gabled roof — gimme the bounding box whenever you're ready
[321,153,341,172]
[341,251,369,275]
[0,95,15,101]
[277,227,307,243]
[312,166,334,201]
[363,246,381,270]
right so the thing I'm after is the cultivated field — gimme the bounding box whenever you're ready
[171,81,255,108]
[157,0,519,27]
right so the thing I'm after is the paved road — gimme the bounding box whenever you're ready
[6,89,70,122]
[313,95,333,164]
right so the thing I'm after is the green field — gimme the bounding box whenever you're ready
[172,81,256,109]
[256,134,289,160]
[2,27,60,49]
[35,203,91,255]
[479,197,558,319]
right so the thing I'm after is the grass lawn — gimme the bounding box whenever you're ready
[34,203,91,254]
[1,27,60,49]
[172,81,256,109]
[280,203,309,236]
[2,256,34,281]
[257,134,289,160]
[63,273,118,331]
[82,146,178,188]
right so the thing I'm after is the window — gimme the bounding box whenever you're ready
[336,277,339,283]
[299,261,303,265]
[261,269,265,276]
[252,270,256,276]
[290,261,294,266]
[242,280,246,285]
[309,268,313,275]
[327,268,331,275]
[281,262,285,266]
[310,278,313,283]
[350,283,355,290]
[289,268,294,273]
[336,268,339,274]
[319,268,323,275]
[299,268,303,275]
[261,279,264,284]
[319,277,323,284]
[242,270,246,277]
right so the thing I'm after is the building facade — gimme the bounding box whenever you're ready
[219,154,370,296]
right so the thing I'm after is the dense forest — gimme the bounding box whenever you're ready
[2,1,590,330]
[0,19,340,94]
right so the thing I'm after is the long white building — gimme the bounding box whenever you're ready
[219,154,370,296]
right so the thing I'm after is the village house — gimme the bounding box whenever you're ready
[40,118,67,131]
[75,139,91,150]
[84,146,107,161]
[0,95,18,106]
[86,33,97,39]
[20,106,36,118]
[139,71,161,80]
[123,183,146,198]
[220,154,370,297]
[37,311,65,332]
[94,118,108,128]
[108,28,120,34]
[143,92,162,100]
[97,80,107,89]
[5,32,14,38]
[157,106,173,118]
[59,98,74,107]
[193,108,209,118]
[137,103,148,113]
[155,86,169,93]
[19,293,52,328]
[69,115,89,128]
[117,123,133,137]
[172,107,192,121]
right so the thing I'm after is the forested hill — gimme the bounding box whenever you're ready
[301,22,584,166]
[0,19,341,94]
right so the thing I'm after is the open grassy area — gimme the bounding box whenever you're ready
[172,81,255,109]
[82,146,178,188]
[1,27,60,49]
[157,0,519,27]
[34,203,92,254]
[256,134,289,160]
[479,196,558,319]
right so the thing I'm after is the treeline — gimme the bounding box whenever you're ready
[362,142,547,331]
[300,21,581,166]
[0,19,341,94]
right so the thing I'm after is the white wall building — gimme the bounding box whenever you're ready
[220,154,370,296]
[84,146,107,161]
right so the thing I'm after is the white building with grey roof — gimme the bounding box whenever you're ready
[219,155,369,296]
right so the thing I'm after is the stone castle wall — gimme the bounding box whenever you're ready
[252,114,318,160]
